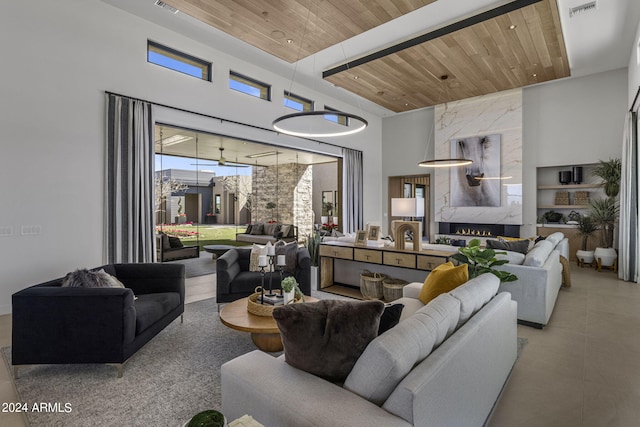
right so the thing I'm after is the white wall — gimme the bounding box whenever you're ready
[382,68,627,239]
[0,0,382,314]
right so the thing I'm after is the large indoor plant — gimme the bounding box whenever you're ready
[575,214,598,265]
[305,230,322,290]
[592,157,622,197]
[451,239,517,283]
[589,157,621,268]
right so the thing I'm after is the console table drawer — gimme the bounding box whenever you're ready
[354,249,383,264]
[383,252,416,268]
[417,255,449,271]
[320,245,353,260]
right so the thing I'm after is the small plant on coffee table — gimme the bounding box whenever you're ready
[281,276,304,302]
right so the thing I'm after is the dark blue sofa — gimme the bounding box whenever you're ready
[11,263,185,377]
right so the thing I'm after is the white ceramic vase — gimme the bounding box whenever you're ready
[332,216,339,225]
[576,250,595,265]
[594,247,617,267]
[310,265,319,291]
[283,289,296,304]
[321,216,329,225]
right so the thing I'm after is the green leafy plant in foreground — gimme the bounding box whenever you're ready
[451,239,517,283]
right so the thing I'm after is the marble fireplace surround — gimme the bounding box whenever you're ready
[434,89,523,226]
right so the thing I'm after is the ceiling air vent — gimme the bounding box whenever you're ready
[569,1,596,18]
[154,0,179,14]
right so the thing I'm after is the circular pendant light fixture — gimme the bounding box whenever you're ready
[418,158,473,168]
[273,111,368,138]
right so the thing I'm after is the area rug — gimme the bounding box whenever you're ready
[2,298,255,427]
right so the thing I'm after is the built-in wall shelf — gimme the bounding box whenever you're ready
[537,184,602,190]
[539,205,589,209]
[537,163,603,216]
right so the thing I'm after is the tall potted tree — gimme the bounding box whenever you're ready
[575,214,598,266]
[590,158,621,269]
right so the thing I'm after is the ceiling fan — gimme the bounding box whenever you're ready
[191,146,249,168]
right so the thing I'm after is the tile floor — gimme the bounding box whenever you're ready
[0,265,638,426]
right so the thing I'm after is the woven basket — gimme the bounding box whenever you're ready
[382,278,408,302]
[360,270,387,300]
[246,289,302,317]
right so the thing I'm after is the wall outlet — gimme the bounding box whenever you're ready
[21,225,42,236]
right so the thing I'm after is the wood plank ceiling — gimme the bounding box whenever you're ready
[162,0,569,113]
[162,0,437,63]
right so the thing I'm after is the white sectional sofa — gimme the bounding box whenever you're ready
[221,274,518,427]
[423,232,568,328]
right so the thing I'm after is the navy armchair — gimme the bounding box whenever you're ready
[216,247,311,303]
[11,263,185,377]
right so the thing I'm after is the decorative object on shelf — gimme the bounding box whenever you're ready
[558,170,572,185]
[554,191,570,205]
[184,409,227,427]
[360,270,387,300]
[574,191,590,206]
[451,239,518,283]
[542,210,565,224]
[393,221,422,251]
[355,229,368,246]
[567,210,582,223]
[572,166,583,184]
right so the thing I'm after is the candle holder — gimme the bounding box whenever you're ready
[266,254,276,297]
[259,265,266,304]
[276,265,285,299]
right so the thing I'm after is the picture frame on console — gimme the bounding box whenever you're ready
[368,225,380,240]
[355,230,367,246]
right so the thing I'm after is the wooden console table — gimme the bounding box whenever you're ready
[319,242,456,297]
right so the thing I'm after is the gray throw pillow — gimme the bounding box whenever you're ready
[249,224,264,235]
[168,236,183,248]
[486,238,530,254]
[62,268,125,288]
[275,240,297,274]
[273,300,385,383]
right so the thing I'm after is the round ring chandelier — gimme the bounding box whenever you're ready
[418,158,473,168]
[273,110,368,138]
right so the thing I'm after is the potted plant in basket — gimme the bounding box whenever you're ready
[451,239,518,283]
[575,214,598,266]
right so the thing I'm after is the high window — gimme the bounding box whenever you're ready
[324,106,348,126]
[284,91,314,111]
[147,40,211,81]
[229,71,271,100]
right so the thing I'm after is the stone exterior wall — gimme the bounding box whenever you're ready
[252,163,313,240]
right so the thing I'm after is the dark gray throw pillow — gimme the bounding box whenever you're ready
[275,240,297,274]
[168,236,183,248]
[249,224,264,235]
[378,303,404,335]
[273,300,385,383]
[486,239,530,254]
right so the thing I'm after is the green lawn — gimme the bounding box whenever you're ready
[157,225,250,250]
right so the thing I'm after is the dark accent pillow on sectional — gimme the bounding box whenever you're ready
[378,303,404,335]
[249,224,264,235]
[486,238,530,254]
[244,224,253,234]
[168,236,183,248]
[273,300,385,383]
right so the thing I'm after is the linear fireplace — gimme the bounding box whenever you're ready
[438,222,520,238]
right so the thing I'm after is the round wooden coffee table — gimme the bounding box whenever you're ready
[219,296,318,352]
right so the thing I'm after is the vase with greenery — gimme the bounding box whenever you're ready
[305,231,321,290]
[592,158,622,198]
[589,197,619,248]
[281,276,304,303]
[451,239,518,283]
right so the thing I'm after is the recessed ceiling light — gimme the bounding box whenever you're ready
[353,76,359,80]
[246,151,281,159]
[509,24,517,30]
[532,73,537,77]
[158,134,193,146]
[286,39,293,44]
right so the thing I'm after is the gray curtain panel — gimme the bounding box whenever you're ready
[342,148,363,233]
[619,110,639,282]
[105,94,155,263]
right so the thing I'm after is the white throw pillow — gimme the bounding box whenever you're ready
[545,232,564,247]
[523,240,554,267]
[494,250,526,265]
[248,242,272,272]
